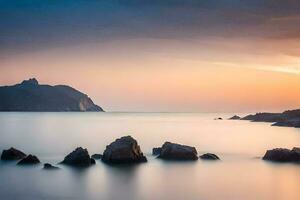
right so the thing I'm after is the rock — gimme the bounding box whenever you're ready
[158,142,198,161]
[200,153,220,160]
[91,158,96,165]
[214,117,223,120]
[1,147,26,160]
[262,148,300,162]
[61,147,94,166]
[102,136,147,164]
[91,154,102,160]
[241,113,284,122]
[272,120,300,128]
[152,147,162,156]
[0,78,104,112]
[228,115,241,120]
[43,163,59,170]
[17,154,40,165]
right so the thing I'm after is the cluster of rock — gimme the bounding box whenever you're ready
[3,138,300,167]
[152,142,220,161]
[229,108,300,128]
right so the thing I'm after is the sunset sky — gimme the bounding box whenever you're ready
[1,0,300,112]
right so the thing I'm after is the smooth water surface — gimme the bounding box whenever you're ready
[0,112,300,200]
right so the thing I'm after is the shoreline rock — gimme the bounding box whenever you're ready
[61,147,94,167]
[43,163,59,170]
[1,147,27,160]
[262,148,300,162]
[102,136,147,164]
[152,147,162,156]
[17,154,40,165]
[228,115,241,120]
[91,154,102,160]
[157,142,198,161]
[200,153,220,160]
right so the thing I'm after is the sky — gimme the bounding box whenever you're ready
[1,0,300,112]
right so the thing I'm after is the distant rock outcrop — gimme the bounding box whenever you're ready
[43,163,59,170]
[200,153,220,160]
[61,147,95,166]
[1,147,26,160]
[241,109,300,128]
[0,78,104,112]
[262,148,300,162]
[157,142,198,161]
[91,154,102,160]
[228,115,241,120]
[17,154,40,165]
[102,136,147,164]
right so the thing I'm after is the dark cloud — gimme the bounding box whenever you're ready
[1,0,300,53]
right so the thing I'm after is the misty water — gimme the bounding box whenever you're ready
[0,112,300,200]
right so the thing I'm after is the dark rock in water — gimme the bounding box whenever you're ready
[0,78,104,112]
[262,148,300,162]
[43,163,59,170]
[241,113,283,122]
[1,147,26,160]
[91,154,102,160]
[272,119,300,128]
[214,117,223,120]
[61,147,94,166]
[17,154,40,165]
[152,147,162,156]
[158,142,198,161]
[200,153,220,160]
[102,136,147,164]
[91,158,96,165]
[228,115,241,120]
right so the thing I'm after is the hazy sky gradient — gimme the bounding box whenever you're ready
[1,0,300,112]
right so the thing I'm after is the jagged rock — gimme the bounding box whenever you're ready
[17,155,40,165]
[228,115,241,120]
[61,147,94,166]
[1,147,26,160]
[200,153,220,160]
[91,154,102,160]
[91,158,96,165]
[43,163,59,170]
[152,147,162,156]
[262,148,300,162]
[158,142,198,161]
[102,136,147,164]
[0,78,104,112]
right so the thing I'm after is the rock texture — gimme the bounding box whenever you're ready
[262,148,300,162]
[61,147,94,166]
[17,155,40,165]
[152,147,162,156]
[158,142,198,161]
[91,154,102,160]
[43,163,59,170]
[229,115,241,120]
[102,136,147,164]
[1,147,26,160]
[200,153,220,160]
[0,78,104,112]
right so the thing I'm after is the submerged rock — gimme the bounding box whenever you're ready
[152,147,162,156]
[17,155,40,165]
[158,142,198,161]
[1,147,26,160]
[43,163,59,170]
[214,117,223,120]
[262,148,300,162]
[102,136,147,164]
[200,153,220,160]
[228,115,241,120]
[61,147,94,166]
[91,154,102,160]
